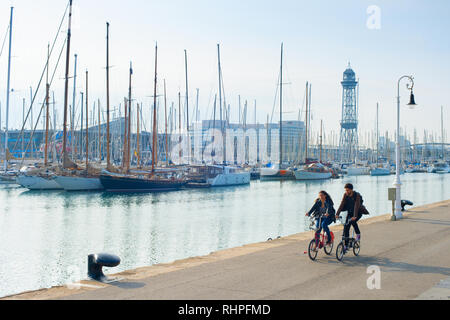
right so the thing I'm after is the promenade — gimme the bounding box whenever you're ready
[6,200,450,300]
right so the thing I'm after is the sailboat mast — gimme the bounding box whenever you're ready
[305,82,309,163]
[127,62,133,172]
[376,103,379,166]
[164,79,169,166]
[85,70,89,169]
[106,22,111,169]
[62,0,73,168]
[122,98,128,169]
[71,54,77,160]
[3,7,13,171]
[151,44,158,174]
[217,44,226,164]
[98,99,101,162]
[320,120,323,163]
[184,50,190,164]
[136,103,140,168]
[442,106,445,160]
[44,43,50,166]
[279,43,283,166]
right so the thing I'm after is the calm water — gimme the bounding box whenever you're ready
[0,173,449,297]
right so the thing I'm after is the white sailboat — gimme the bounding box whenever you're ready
[294,89,332,181]
[428,162,450,174]
[260,44,294,180]
[294,163,332,180]
[54,174,103,191]
[187,165,250,187]
[370,103,390,176]
[0,8,16,185]
[16,166,62,190]
[346,165,370,176]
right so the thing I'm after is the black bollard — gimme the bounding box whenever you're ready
[401,200,414,212]
[88,253,121,283]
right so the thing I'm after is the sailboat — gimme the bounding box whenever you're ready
[294,87,332,181]
[54,69,104,191]
[346,162,370,176]
[99,43,187,192]
[261,43,295,181]
[0,7,18,185]
[371,103,390,176]
[16,8,67,190]
[186,44,250,188]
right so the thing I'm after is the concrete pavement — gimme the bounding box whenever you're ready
[5,200,450,300]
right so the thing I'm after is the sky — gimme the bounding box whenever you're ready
[0,0,449,145]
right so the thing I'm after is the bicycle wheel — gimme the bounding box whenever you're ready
[336,242,345,262]
[353,241,361,256]
[324,239,334,256]
[308,239,318,261]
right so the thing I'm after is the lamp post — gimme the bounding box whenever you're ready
[393,75,417,221]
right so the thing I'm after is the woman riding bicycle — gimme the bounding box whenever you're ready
[305,191,336,247]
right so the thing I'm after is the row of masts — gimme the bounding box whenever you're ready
[1,2,447,172]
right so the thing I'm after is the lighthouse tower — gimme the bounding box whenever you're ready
[339,64,359,162]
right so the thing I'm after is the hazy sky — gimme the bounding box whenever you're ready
[0,0,448,143]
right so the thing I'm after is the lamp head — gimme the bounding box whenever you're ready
[407,91,417,109]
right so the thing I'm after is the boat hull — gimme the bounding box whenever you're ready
[99,175,186,193]
[260,168,295,181]
[16,175,62,190]
[208,172,251,187]
[346,167,370,176]
[294,170,332,180]
[54,176,104,191]
[370,168,391,176]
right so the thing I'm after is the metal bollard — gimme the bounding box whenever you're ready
[88,253,121,283]
[401,200,414,212]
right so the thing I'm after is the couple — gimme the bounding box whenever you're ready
[305,183,366,248]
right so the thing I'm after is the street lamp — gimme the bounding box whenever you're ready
[393,75,417,221]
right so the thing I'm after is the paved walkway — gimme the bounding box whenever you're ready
[6,200,450,300]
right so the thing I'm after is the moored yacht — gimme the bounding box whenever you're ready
[260,164,295,181]
[16,167,62,190]
[187,165,251,187]
[428,162,450,174]
[294,163,332,180]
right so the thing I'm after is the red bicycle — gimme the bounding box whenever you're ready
[307,215,335,261]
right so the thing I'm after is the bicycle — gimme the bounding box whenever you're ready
[335,216,361,262]
[307,214,335,261]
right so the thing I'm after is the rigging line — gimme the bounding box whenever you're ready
[270,72,281,124]
[20,37,67,164]
[12,0,70,152]
[0,25,9,58]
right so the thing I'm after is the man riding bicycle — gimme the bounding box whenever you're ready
[335,184,369,249]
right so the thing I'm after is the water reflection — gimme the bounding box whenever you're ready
[0,173,448,297]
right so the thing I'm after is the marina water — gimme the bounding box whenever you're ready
[0,173,449,298]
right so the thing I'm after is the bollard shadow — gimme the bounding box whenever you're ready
[325,255,450,277]
[403,217,450,226]
[109,281,147,290]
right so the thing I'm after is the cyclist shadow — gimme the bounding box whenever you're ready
[324,255,450,277]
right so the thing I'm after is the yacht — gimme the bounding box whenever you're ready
[346,165,370,176]
[187,165,251,187]
[54,172,103,191]
[428,162,450,174]
[370,166,391,176]
[16,166,62,190]
[294,163,332,180]
[260,164,295,181]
